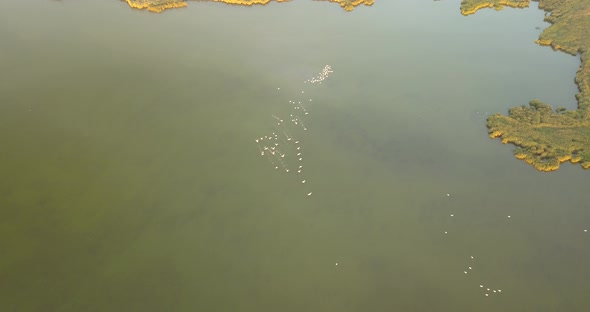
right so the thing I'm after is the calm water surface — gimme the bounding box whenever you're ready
[1,0,589,311]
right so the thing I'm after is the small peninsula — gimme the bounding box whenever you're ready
[460,0,530,16]
[461,0,590,171]
[122,0,374,13]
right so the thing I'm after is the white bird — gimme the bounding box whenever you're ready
[485,294,489,297]
[307,192,312,196]
[480,285,483,288]
[497,290,502,293]
[302,180,306,183]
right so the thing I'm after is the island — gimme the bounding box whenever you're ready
[122,0,375,13]
[461,0,590,171]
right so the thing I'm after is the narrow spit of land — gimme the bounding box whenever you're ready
[122,0,374,13]
[462,0,590,171]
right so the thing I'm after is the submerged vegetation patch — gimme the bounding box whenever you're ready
[462,0,590,171]
[122,0,374,13]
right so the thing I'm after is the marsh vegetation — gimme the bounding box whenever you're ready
[462,0,590,171]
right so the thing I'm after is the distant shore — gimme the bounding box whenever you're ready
[122,0,374,13]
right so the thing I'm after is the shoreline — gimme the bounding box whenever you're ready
[461,0,590,171]
[460,0,530,16]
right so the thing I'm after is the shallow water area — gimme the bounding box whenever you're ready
[0,0,589,311]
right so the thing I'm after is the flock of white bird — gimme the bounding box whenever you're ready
[255,65,588,300]
[443,194,505,298]
[256,65,333,197]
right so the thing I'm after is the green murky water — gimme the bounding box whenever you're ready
[1,0,589,311]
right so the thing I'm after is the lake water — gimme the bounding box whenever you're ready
[1,0,589,311]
